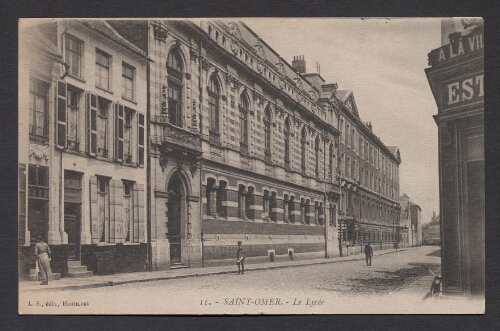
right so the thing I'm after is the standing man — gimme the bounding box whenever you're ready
[364,242,373,266]
[34,236,51,285]
[236,241,245,275]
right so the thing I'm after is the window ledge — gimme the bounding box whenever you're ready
[121,96,137,105]
[96,85,114,95]
[121,242,141,246]
[67,74,86,84]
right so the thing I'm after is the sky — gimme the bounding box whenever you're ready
[241,18,442,224]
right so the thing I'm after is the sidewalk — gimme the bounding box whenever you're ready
[20,248,415,293]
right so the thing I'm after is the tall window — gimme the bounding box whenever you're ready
[122,63,135,101]
[339,118,344,143]
[239,93,250,153]
[264,106,272,158]
[238,185,247,220]
[97,97,110,158]
[65,35,82,78]
[29,78,48,142]
[284,118,291,167]
[328,143,334,180]
[95,49,111,90]
[315,136,320,176]
[360,137,364,158]
[97,177,109,243]
[138,114,145,166]
[67,87,81,151]
[345,123,350,146]
[167,49,183,126]
[208,74,221,143]
[124,108,133,161]
[301,128,307,172]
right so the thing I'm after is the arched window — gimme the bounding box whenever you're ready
[264,106,272,158]
[239,93,250,154]
[315,136,320,176]
[284,118,291,168]
[208,74,221,143]
[167,49,183,127]
[301,128,307,172]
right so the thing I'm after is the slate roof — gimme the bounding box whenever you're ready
[77,20,149,60]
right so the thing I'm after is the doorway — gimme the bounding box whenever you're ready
[167,174,185,265]
[65,203,81,260]
[28,199,48,243]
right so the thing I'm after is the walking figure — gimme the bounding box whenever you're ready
[364,242,373,266]
[236,241,245,274]
[34,236,51,285]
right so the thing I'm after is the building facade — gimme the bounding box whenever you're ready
[19,20,149,278]
[399,194,422,247]
[334,92,402,255]
[425,18,484,297]
[422,211,440,245]
[20,19,403,277]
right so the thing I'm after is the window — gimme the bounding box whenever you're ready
[246,187,255,220]
[206,178,217,217]
[65,35,82,78]
[339,118,344,143]
[208,74,221,143]
[95,49,111,90]
[315,136,320,176]
[115,104,135,163]
[239,93,250,153]
[345,156,350,178]
[284,118,291,167]
[97,97,110,158]
[345,123,350,146]
[122,63,135,101]
[328,143,334,180]
[301,128,307,172]
[238,185,247,220]
[67,87,81,151]
[123,181,135,242]
[264,107,272,158]
[263,190,270,219]
[167,49,183,127]
[217,181,227,218]
[360,137,364,159]
[29,78,49,142]
[28,165,49,199]
[138,114,145,166]
[300,198,306,224]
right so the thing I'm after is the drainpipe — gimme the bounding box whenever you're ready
[198,39,204,268]
[323,129,328,259]
[146,23,153,272]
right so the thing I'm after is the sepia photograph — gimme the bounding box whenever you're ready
[18,17,484,314]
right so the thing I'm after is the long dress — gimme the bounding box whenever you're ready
[35,242,52,282]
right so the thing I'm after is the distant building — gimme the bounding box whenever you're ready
[399,194,422,247]
[422,211,440,245]
[425,18,484,297]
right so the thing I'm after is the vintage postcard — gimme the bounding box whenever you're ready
[18,17,484,314]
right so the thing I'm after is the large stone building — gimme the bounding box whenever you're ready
[425,18,484,297]
[19,19,402,277]
[19,20,150,278]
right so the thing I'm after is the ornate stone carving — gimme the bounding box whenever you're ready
[294,77,302,89]
[227,22,242,39]
[153,22,168,42]
[201,57,209,71]
[185,73,191,80]
[256,60,264,74]
[278,77,285,90]
[230,39,239,55]
[254,44,266,59]
[190,45,199,62]
[275,60,285,76]
[253,90,264,105]
[29,143,50,160]
[226,74,240,90]
[309,90,318,101]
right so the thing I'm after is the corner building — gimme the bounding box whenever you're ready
[19,20,149,278]
[425,19,484,297]
[111,20,344,269]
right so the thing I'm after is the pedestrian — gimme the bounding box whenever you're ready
[364,242,373,266]
[34,236,51,285]
[236,241,245,274]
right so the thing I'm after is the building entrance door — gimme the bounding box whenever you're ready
[167,174,185,265]
[28,199,48,243]
[65,203,81,260]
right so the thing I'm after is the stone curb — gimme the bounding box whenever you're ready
[21,249,405,292]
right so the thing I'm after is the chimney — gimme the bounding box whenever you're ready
[292,55,306,74]
[366,121,373,131]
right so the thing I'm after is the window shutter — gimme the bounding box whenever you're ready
[90,176,99,243]
[56,80,67,148]
[88,93,98,156]
[110,179,124,243]
[134,183,145,242]
[115,103,124,161]
[138,113,145,166]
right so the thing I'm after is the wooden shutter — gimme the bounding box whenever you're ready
[135,183,145,242]
[115,103,124,161]
[88,93,98,156]
[109,179,124,243]
[56,80,67,149]
[90,176,99,243]
[138,113,145,166]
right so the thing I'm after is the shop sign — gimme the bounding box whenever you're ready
[442,72,484,111]
[428,28,483,67]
